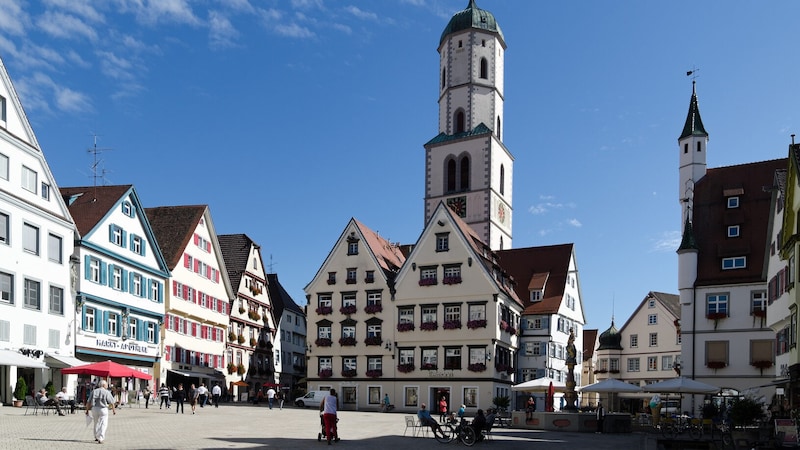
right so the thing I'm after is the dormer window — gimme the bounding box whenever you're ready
[436,233,449,252]
[347,232,359,255]
[728,225,740,238]
[727,196,740,209]
[121,201,133,217]
[530,290,542,302]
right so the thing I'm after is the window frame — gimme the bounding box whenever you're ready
[22,222,39,255]
[49,285,63,315]
[23,278,40,310]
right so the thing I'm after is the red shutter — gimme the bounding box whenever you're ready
[194,234,199,245]
[165,346,171,362]
[184,254,190,268]
[206,241,211,252]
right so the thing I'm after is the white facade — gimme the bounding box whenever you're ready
[0,56,77,404]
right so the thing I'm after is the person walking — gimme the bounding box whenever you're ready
[211,383,221,408]
[143,386,151,409]
[189,383,199,414]
[158,383,170,409]
[596,401,606,434]
[526,396,536,421]
[197,383,208,408]
[266,387,276,409]
[382,393,391,412]
[320,388,340,445]
[85,379,116,444]
[276,390,284,410]
[174,384,186,414]
[438,396,448,423]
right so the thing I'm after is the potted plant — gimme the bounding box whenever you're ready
[13,377,27,407]
[237,363,246,375]
[467,319,487,329]
[250,337,258,347]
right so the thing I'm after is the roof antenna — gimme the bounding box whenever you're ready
[267,254,277,274]
[87,133,113,199]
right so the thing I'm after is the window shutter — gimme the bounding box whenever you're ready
[158,282,163,303]
[173,280,178,296]
[122,269,129,292]
[100,262,108,285]
[184,254,190,268]
[84,255,92,279]
[102,311,109,334]
[108,225,114,242]
[82,304,87,330]
[215,270,219,283]
[194,234,199,245]
[141,241,146,257]
[153,323,159,344]
[165,345,171,362]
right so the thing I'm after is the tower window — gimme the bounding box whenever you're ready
[442,68,446,89]
[459,156,470,191]
[446,158,456,192]
[500,164,505,195]
[458,40,462,48]
[455,110,465,134]
[481,39,486,47]
[496,116,501,140]
[480,58,488,79]
[727,197,739,209]
[697,142,702,152]
[684,143,688,154]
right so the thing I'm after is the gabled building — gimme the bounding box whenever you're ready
[218,234,278,400]
[580,329,599,408]
[304,218,405,411]
[267,273,307,398]
[0,56,77,404]
[497,244,586,409]
[145,205,234,391]
[61,185,169,395]
[677,81,786,413]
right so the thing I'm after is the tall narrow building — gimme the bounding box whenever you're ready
[424,0,513,251]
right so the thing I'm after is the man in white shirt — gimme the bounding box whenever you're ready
[211,384,222,408]
[198,383,208,408]
[55,387,75,413]
[266,387,276,410]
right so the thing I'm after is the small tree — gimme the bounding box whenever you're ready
[14,377,27,400]
[45,380,55,398]
[492,395,510,413]
[729,396,764,428]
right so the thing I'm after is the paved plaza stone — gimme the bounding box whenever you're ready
[0,403,657,449]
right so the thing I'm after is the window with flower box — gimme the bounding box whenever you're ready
[365,271,374,283]
[467,303,486,329]
[445,347,461,370]
[421,348,438,370]
[419,266,437,286]
[705,340,728,368]
[317,293,332,315]
[346,268,357,284]
[706,293,729,316]
[421,305,436,324]
[365,291,382,313]
[398,307,414,331]
[365,323,382,345]
[751,291,767,317]
[342,292,356,307]
[443,304,461,329]
[340,325,356,346]
[398,348,415,371]
[367,356,382,373]
[443,265,462,285]
[319,357,332,378]
[342,357,357,377]
[750,339,773,370]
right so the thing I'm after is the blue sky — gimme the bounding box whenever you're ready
[0,0,797,332]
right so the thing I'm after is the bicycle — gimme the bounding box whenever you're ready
[660,415,703,440]
[709,420,733,448]
[435,418,477,446]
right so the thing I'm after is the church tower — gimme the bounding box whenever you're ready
[678,80,708,225]
[424,0,513,251]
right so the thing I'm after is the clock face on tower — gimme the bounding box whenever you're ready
[446,196,467,218]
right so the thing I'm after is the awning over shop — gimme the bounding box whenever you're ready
[45,353,88,368]
[0,349,48,369]
[168,369,223,379]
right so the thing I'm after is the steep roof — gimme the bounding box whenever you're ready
[583,329,598,362]
[496,243,575,314]
[692,158,787,286]
[267,273,304,319]
[218,233,256,290]
[353,219,405,275]
[60,185,132,235]
[144,205,205,270]
[679,81,708,140]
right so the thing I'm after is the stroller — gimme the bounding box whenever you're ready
[317,414,341,442]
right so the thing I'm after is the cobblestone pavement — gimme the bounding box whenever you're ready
[0,403,658,450]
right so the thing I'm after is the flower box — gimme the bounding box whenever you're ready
[319,368,333,378]
[345,278,357,284]
[237,334,245,344]
[397,363,415,373]
[421,363,437,370]
[594,369,608,374]
[706,312,728,320]
[339,305,358,315]
[418,278,438,286]
[227,363,236,374]
[706,361,726,369]
[365,369,382,378]
[751,360,773,369]
[237,363,246,375]
[364,304,383,314]
[342,369,357,378]
[338,336,357,346]
[442,276,462,285]
[327,279,336,285]
[316,306,333,315]
[609,369,620,374]
[364,336,382,346]
[315,338,332,347]
[442,320,462,330]
[495,363,514,375]
[467,319,487,329]
[420,321,438,331]
[751,309,767,318]
[228,331,237,342]
[505,325,517,335]
[250,337,257,347]
[397,322,415,332]
[468,363,486,372]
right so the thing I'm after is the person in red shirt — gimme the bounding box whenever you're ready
[438,396,448,423]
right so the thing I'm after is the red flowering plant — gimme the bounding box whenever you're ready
[339,305,357,315]
[751,309,767,318]
[468,363,487,372]
[420,321,438,331]
[442,276,462,285]
[467,319,487,329]
[364,336,382,346]
[421,362,437,370]
[706,361,726,370]
[364,304,383,314]
[505,324,517,335]
[319,368,333,378]
[365,369,382,378]
[397,322,415,332]
[442,320,462,330]
[338,336,356,346]
[418,278,437,286]
[397,363,415,373]
[316,305,333,315]
[495,363,514,375]
[342,369,357,378]
[315,338,332,347]
[751,360,773,370]
[706,312,728,320]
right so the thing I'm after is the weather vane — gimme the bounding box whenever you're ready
[686,66,700,81]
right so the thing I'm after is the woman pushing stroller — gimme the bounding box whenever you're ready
[319,388,340,445]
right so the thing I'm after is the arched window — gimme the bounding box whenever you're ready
[459,156,470,191]
[500,164,505,195]
[442,68,446,89]
[499,236,504,251]
[480,58,488,79]
[446,158,456,193]
[455,110,465,134]
[496,116,501,140]
[697,141,702,152]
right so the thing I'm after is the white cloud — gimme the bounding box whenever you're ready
[42,0,105,23]
[24,72,92,114]
[36,11,98,41]
[219,0,255,15]
[291,0,323,9]
[0,0,29,36]
[54,85,92,113]
[274,23,315,39]
[345,6,378,21]
[331,23,352,34]
[651,231,681,253]
[208,10,240,50]
[567,218,582,228]
[95,50,135,81]
[116,0,201,26]
[528,195,574,215]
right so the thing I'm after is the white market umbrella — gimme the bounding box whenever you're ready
[642,377,720,394]
[512,378,566,393]
[581,378,642,413]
